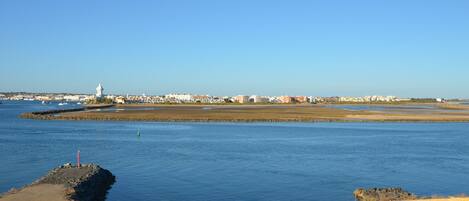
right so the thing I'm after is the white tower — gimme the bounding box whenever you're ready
[96,83,104,98]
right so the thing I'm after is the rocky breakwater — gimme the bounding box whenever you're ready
[354,188,417,201]
[354,188,468,201]
[20,104,114,120]
[0,163,115,201]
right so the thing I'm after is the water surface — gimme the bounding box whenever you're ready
[1,101,468,201]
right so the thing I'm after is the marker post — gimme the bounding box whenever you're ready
[77,150,81,168]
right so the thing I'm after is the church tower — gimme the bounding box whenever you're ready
[96,83,104,99]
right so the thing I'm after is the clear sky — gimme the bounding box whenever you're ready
[1,0,468,98]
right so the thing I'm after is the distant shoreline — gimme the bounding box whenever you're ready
[19,103,469,123]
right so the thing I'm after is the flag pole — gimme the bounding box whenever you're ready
[77,150,81,167]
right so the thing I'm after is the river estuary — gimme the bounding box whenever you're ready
[1,101,468,201]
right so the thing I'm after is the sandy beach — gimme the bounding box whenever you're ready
[0,184,67,201]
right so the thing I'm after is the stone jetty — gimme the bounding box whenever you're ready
[20,104,114,120]
[0,163,115,201]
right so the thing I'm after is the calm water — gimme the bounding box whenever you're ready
[1,101,468,201]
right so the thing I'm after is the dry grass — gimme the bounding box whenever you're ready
[22,104,468,122]
[56,104,369,122]
[436,103,469,110]
[347,113,469,122]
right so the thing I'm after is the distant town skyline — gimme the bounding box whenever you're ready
[1,0,469,98]
[0,90,446,104]
[0,88,457,100]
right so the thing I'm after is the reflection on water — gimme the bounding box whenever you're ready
[1,101,468,201]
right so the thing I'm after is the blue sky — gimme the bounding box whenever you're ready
[1,0,468,98]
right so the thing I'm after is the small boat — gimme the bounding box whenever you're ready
[137,129,141,137]
[58,102,68,106]
[76,102,82,105]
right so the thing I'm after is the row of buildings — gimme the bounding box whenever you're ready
[0,93,93,102]
[0,84,443,104]
[0,92,414,104]
[233,95,309,104]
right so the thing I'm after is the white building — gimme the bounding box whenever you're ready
[249,95,268,103]
[165,93,193,102]
[64,95,81,101]
[235,95,249,104]
[115,96,126,104]
[96,83,104,98]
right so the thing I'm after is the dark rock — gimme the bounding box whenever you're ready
[354,188,417,201]
[32,163,115,201]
